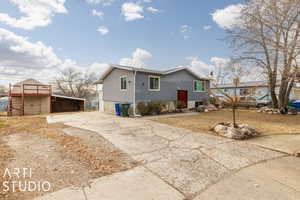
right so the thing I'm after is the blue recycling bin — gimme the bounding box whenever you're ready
[115,104,121,116]
[291,100,300,112]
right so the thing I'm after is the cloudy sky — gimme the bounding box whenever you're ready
[0,0,244,85]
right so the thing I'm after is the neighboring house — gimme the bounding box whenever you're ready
[8,79,52,116]
[211,80,300,102]
[0,93,7,98]
[0,97,8,112]
[8,79,85,116]
[95,65,211,114]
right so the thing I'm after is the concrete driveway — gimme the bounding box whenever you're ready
[43,112,300,200]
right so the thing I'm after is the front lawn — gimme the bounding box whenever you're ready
[0,120,5,128]
[0,115,137,200]
[152,109,300,136]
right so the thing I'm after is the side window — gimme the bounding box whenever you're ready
[240,88,250,96]
[194,80,206,92]
[120,76,127,91]
[149,76,160,91]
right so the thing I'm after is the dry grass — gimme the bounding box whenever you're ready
[0,138,14,199]
[152,109,300,136]
[0,115,64,136]
[0,116,136,173]
[0,120,4,128]
[0,115,136,200]
[0,112,7,116]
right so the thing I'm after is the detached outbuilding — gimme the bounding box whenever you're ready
[51,95,85,113]
[8,79,85,116]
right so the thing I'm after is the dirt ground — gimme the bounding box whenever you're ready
[0,115,137,200]
[152,109,300,136]
[0,120,4,128]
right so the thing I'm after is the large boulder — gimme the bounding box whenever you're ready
[288,107,298,115]
[258,106,280,114]
[205,104,218,111]
[198,104,218,113]
[196,105,205,112]
[211,122,259,140]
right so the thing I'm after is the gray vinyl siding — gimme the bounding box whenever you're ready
[103,68,134,103]
[135,70,210,102]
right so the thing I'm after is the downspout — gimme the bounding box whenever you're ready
[96,84,99,111]
[133,70,137,117]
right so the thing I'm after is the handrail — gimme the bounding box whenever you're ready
[10,83,52,96]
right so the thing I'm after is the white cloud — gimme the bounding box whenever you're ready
[97,26,109,35]
[203,25,212,30]
[0,0,67,30]
[92,9,104,19]
[86,0,115,6]
[186,57,213,78]
[210,57,231,83]
[211,4,244,29]
[180,25,191,39]
[210,57,230,68]
[87,63,110,77]
[147,7,159,13]
[0,28,61,69]
[122,2,144,21]
[209,57,265,83]
[0,28,65,82]
[180,25,190,33]
[0,28,110,84]
[120,48,152,68]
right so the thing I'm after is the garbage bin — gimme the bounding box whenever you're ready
[115,104,121,116]
[121,103,131,117]
[291,100,300,112]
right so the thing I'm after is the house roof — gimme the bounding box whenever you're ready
[94,64,210,84]
[14,78,44,86]
[52,94,86,101]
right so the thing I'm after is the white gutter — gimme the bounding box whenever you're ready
[133,70,137,117]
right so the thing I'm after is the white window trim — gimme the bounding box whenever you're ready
[193,80,206,92]
[148,75,161,91]
[120,76,128,91]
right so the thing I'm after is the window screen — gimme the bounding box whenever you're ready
[194,80,205,92]
[149,77,160,90]
[121,77,127,90]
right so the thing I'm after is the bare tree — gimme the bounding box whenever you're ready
[0,85,7,94]
[54,67,97,99]
[211,60,246,127]
[227,0,300,110]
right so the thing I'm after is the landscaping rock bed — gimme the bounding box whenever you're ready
[197,104,218,113]
[257,106,280,114]
[258,106,299,115]
[210,122,259,140]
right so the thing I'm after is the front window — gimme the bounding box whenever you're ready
[194,80,206,92]
[240,88,250,96]
[120,76,127,91]
[149,76,160,91]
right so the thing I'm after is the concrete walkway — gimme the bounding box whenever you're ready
[43,112,300,200]
[195,156,300,200]
[37,166,185,200]
[249,134,300,155]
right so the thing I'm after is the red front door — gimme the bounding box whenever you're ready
[177,90,188,108]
